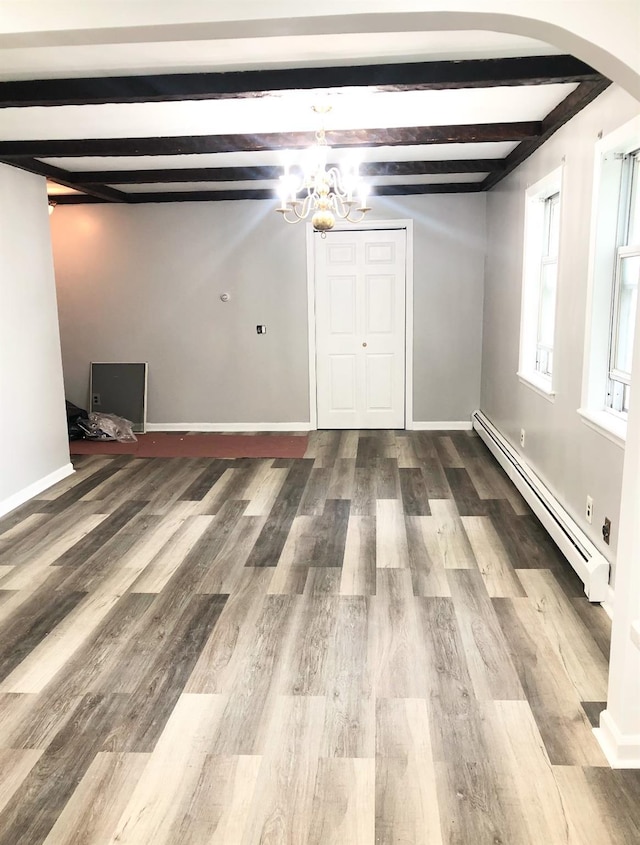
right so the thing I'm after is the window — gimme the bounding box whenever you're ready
[607,152,639,416]
[519,167,563,397]
[536,192,560,377]
[580,117,640,447]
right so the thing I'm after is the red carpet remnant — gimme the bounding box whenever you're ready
[70,433,309,459]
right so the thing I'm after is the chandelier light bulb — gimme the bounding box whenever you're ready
[358,184,370,211]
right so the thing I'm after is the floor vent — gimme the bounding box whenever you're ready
[472,409,610,602]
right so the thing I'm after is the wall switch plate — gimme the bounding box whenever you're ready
[256,325,266,334]
[586,496,593,524]
[520,428,526,447]
[602,517,611,545]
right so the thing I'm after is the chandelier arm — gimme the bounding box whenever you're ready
[345,208,366,224]
[301,193,315,219]
[332,193,359,221]
[277,192,316,224]
[279,211,303,224]
[333,196,349,221]
[326,167,355,206]
[288,205,305,222]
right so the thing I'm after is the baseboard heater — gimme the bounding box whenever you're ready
[471,410,610,602]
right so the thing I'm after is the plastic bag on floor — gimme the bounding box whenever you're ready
[79,412,138,442]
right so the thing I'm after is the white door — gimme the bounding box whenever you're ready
[315,228,406,429]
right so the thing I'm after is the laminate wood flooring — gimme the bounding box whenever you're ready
[1,430,638,845]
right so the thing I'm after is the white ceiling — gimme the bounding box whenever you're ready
[0,30,562,81]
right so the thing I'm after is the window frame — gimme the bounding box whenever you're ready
[606,153,640,416]
[518,166,563,399]
[579,116,640,447]
[535,191,560,378]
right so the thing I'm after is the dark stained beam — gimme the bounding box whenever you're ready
[362,159,503,177]
[481,79,611,191]
[0,156,128,203]
[128,190,273,203]
[0,122,540,159]
[73,158,504,185]
[53,189,274,204]
[53,181,483,204]
[0,56,602,107]
[374,183,484,196]
[49,194,108,205]
[76,166,285,184]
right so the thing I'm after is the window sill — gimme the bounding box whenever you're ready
[517,372,556,402]
[577,407,626,448]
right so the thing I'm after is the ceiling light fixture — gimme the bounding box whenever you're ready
[276,105,371,235]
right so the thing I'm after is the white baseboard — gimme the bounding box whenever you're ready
[594,710,640,768]
[0,462,74,518]
[148,421,472,433]
[145,422,313,433]
[601,585,615,620]
[411,421,473,431]
[472,409,610,602]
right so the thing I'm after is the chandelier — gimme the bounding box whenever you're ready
[276,106,371,234]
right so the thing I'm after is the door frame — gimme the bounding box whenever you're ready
[306,218,414,430]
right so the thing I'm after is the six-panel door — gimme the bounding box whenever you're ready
[315,228,406,428]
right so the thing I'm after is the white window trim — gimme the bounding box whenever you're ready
[518,165,564,394]
[580,115,640,445]
[607,233,639,412]
[517,371,557,401]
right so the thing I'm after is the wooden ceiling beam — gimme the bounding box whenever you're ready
[0,156,127,203]
[362,159,503,177]
[0,122,540,159]
[481,79,611,190]
[52,181,483,204]
[72,158,504,184]
[48,194,108,205]
[374,183,484,196]
[0,55,601,107]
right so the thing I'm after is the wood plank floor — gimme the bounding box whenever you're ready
[1,430,639,844]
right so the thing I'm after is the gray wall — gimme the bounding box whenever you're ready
[52,193,486,426]
[375,194,486,422]
[53,202,310,425]
[0,163,70,513]
[481,84,640,571]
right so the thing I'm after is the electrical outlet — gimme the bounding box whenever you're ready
[520,428,526,448]
[92,393,101,406]
[585,496,593,524]
[256,325,266,334]
[602,517,611,545]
